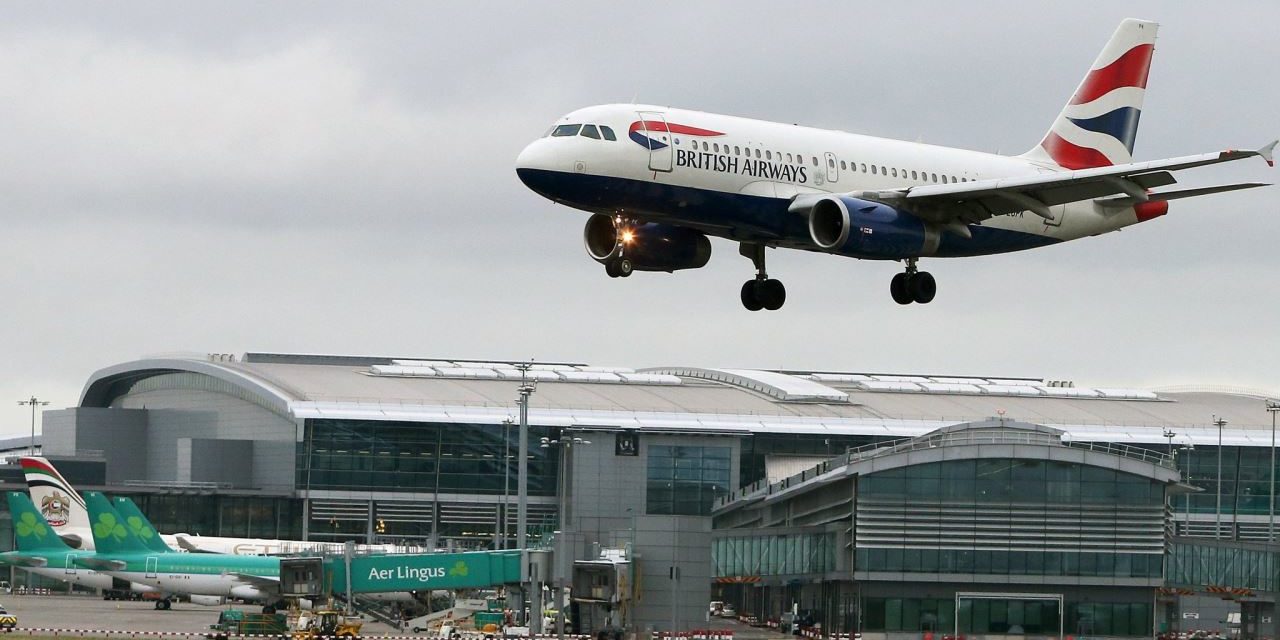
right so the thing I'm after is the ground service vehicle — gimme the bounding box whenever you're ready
[0,605,14,631]
[207,610,288,639]
[293,609,363,639]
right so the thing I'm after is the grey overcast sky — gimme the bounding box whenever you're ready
[1,2,1277,438]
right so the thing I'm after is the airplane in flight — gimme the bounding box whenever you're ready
[516,19,1273,310]
[21,457,398,556]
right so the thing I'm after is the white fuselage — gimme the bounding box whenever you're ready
[516,104,1146,256]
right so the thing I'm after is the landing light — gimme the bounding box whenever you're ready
[621,230,635,244]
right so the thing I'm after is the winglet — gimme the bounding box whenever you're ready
[1259,140,1277,167]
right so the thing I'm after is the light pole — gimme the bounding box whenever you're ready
[17,396,50,457]
[499,417,514,550]
[514,362,535,626]
[1181,443,1195,534]
[1164,429,1176,459]
[1214,416,1227,540]
[540,430,591,640]
[1266,400,1280,542]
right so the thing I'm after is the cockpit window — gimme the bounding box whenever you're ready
[552,124,582,137]
[601,126,616,141]
[581,125,601,140]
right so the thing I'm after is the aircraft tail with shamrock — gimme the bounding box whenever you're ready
[109,496,176,553]
[2,491,70,566]
[83,491,154,555]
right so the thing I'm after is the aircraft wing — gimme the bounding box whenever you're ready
[74,557,127,571]
[845,142,1275,226]
[172,535,218,554]
[226,572,281,591]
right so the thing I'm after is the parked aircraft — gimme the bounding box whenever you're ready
[77,491,283,610]
[0,492,160,598]
[21,457,398,556]
[516,19,1273,309]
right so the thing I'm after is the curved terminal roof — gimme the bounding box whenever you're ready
[78,352,1279,446]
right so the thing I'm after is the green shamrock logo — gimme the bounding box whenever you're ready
[94,512,127,542]
[448,561,469,577]
[126,516,155,541]
[15,512,47,539]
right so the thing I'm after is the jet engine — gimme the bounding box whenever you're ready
[189,595,226,606]
[807,196,936,260]
[583,214,712,273]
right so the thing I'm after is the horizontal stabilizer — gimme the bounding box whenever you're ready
[74,557,127,571]
[1096,182,1271,207]
[0,554,48,568]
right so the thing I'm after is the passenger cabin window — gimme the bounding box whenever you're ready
[931,173,938,182]
[871,165,878,175]
[552,124,581,137]
[580,125,600,140]
[765,150,772,160]
[840,160,847,170]
[828,157,836,168]
[755,149,761,158]
[911,170,918,180]
[891,168,898,177]
[734,146,741,155]
[861,163,867,172]
[600,126,616,141]
[812,156,818,166]
[786,153,793,163]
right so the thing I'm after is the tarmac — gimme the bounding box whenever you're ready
[0,593,400,636]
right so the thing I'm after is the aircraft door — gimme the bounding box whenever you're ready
[637,111,674,172]
[65,553,75,575]
[146,556,159,578]
[825,152,839,184]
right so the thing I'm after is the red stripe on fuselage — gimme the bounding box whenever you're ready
[1135,200,1168,221]
[629,121,724,137]
[1039,132,1113,169]
[1070,44,1154,105]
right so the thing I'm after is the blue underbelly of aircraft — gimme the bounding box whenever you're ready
[516,169,1061,258]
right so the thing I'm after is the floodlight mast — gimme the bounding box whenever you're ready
[17,396,50,457]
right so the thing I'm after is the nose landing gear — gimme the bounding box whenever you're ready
[890,258,936,305]
[604,257,632,278]
[739,243,786,311]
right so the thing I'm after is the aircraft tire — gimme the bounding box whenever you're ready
[604,260,621,278]
[760,279,786,311]
[618,258,633,277]
[890,273,913,305]
[740,280,764,311]
[910,272,937,304]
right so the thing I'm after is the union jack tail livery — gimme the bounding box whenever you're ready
[1024,18,1157,169]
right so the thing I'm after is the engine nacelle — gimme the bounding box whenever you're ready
[808,196,932,260]
[189,595,225,606]
[229,584,270,601]
[583,214,712,272]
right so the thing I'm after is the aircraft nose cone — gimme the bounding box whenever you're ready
[515,139,556,194]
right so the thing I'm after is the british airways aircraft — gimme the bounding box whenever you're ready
[516,19,1273,310]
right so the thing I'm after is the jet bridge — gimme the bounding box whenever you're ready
[283,549,524,596]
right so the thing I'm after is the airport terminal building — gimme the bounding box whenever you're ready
[17,352,1280,636]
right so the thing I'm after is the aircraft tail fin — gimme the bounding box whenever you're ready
[7,491,74,552]
[19,457,92,542]
[1022,19,1158,169]
[110,496,174,553]
[84,491,153,555]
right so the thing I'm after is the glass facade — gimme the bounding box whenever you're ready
[740,434,885,486]
[712,532,835,577]
[856,459,1165,578]
[297,419,559,495]
[647,445,731,515]
[862,598,1150,637]
[1178,445,1280,516]
[1166,541,1280,592]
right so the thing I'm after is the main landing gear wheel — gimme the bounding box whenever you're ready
[891,259,937,305]
[604,257,632,278]
[740,279,786,311]
[156,599,172,610]
[739,243,785,311]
